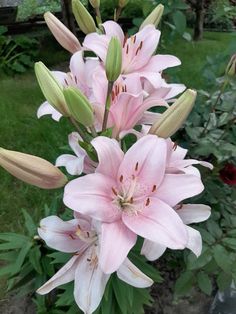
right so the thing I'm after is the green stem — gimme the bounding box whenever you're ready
[95,7,102,25]
[70,117,91,143]
[102,81,114,132]
[201,79,229,137]
[90,125,98,138]
[114,7,122,22]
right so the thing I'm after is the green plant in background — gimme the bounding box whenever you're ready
[17,0,61,21]
[0,26,38,74]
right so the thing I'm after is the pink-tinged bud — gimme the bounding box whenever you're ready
[149,89,197,138]
[44,12,81,54]
[225,54,236,77]
[0,148,68,189]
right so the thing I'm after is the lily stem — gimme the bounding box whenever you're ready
[70,117,91,143]
[102,81,114,132]
[201,79,229,137]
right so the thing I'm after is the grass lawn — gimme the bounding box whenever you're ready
[0,30,235,234]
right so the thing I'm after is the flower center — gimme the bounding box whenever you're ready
[111,162,157,215]
[75,227,97,244]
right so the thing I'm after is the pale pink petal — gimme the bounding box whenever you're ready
[118,135,167,187]
[157,174,204,207]
[164,84,186,100]
[186,226,202,257]
[63,173,120,222]
[56,154,84,175]
[83,33,109,62]
[141,239,166,261]
[176,204,211,224]
[138,111,161,125]
[169,159,213,170]
[38,216,85,253]
[92,66,108,105]
[141,55,181,73]
[103,21,124,43]
[92,136,124,179]
[122,198,188,249]
[74,245,110,314]
[37,255,79,294]
[168,142,188,162]
[117,258,153,288]
[52,71,68,85]
[70,51,85,82]
[37,102,62,121]
[68,132,86,158]
[99,221,137,274]
[123,26,160,72]
[138,71,163,88]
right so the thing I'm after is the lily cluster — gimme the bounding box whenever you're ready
[0,1,213,313]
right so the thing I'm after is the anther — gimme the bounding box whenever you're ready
[123,34,128,47]
[173,142,178,151]
[126,44,129,54]
[152,185,157,192]
[87,258,91,262]
[64,79,69,86]
[130,197,134,204]
[111,90,115,101]
[145,198,150,206]
[112,187,118,196]
[120,175,123,183]
[135,162,139,171]
[133,35,136,43]
[74,76,78,84]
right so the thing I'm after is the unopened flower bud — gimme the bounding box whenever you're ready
[118,0,129,8]
[140,4,164,30]
[35,62,69,116]
[72,0,96,34]
[0,148,67,189]
[105,37,122,82]
[225,54,236,77]
[63,87,94,127]
[44,12,81,54]
[89,0,100,9]
[149,89,197,138]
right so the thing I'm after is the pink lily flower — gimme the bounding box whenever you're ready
[83,21,181,87]
[141,203,211,261]
[37,215,153,314]
[56,132,97,175]
[64,135,204,274]
[37,52,99,121]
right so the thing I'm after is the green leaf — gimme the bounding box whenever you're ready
[112,276,130,314]
[22,208,36,236]
[222,238,236,250]
[48,252,71,265]
[217,272,232,291]
[172,10,186,35]
[197,272,212,295]
[175,271,195,296]
[187,249,212,270]
[213,244,232,273]
[29,246,42,274]
[206,220,223,239]
[11,242,32,275]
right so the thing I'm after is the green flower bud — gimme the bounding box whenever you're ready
[89,0,100,9]
[63,87,94,127]
[140,4,164,30]
[105,37,122,82]
[0,148,68,189]
[225,54,236,77]
[72,0,96,34]
[118,0,129,8]
[149,89,197,138]
[35,62,69,116]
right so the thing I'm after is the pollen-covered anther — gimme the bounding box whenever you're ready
[64,79,69,86]
[112,187,118,196]
[173,142,178,151]
[135,162,139,171]
[126,44,129,54]
[152,185,157,192]
[120,175,124,183]
[145,198,150,206]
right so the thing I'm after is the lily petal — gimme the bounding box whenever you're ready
[117,258,153,288]
[74,246,110,314]
[186,226,202,257]
[122,198,188,249]
[92,136,124,180]
[157,174,204,207]
[37,101,62,121]
[99,221,137,274]
[37,255,79,294]
[141,239,166,261]
[176,204,211,224]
